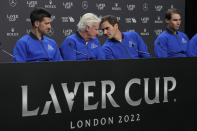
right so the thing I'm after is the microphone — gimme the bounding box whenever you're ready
[157,42,185,55]
[0,42,16,61]
[131,43,150,55]
[68,43,92,60]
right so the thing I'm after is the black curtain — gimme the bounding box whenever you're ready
[185,0,197,39]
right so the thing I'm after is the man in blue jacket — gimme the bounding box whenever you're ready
[188,34,197,56]
[100,15,150,59]
[60,13,105,60]
[12,8,62,62]
[154,8,189,58]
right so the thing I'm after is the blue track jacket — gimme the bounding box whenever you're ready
[154,28,189,57]
[12,32,62,62]
[60,32,105,60]
[188,34,197,56]
[102,31,150,59]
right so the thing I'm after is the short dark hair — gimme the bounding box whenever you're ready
[100,15,119,26]
[30,8,51,26]
[165,8,181,20]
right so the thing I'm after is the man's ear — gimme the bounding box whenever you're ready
[165,19,169,24]
[114,23,119,29]
[34,21,39,28]
[85,25,89,32]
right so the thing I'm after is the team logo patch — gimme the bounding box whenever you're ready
[48,44,54,51]
[182,38,188,44]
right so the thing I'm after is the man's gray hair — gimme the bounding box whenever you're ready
[77,13,101,32]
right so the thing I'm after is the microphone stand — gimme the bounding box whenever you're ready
[68,43,92,60]
[131,43,150,55]
[157,42,184,57]
[0,42,17,61]
[0,48,15,58]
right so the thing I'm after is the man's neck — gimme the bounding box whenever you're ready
[167,26,177,35]
[79,31,89,42]
[114,30,122,41]
[32,29,42,40]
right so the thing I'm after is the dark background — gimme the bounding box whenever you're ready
[185,0,197,39]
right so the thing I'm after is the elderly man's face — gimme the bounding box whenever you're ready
[86,23,99,40]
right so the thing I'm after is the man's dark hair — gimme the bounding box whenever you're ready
[30,8,51,26]
[100,15,119,26]
[165,8,181,20]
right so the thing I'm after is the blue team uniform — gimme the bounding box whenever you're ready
[102,31,150,59]
[60,31,105,60]
[12,32,63,62]
[154,28,189,57]
[188,34,197,56]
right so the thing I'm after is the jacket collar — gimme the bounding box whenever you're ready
[166,27,178,35]
[110,33,124,42]
[76,31,84,40]
[29,32,44,40]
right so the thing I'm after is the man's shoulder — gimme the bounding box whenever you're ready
[66,33,78,40]
[63,33,80,43]
[190,34,197,44]
[18,34,31,42]
[123,31,141,40]
[177,31,188,38]
[15,34,33,46]
[192,34,197,41]
[124,31,137,35]
[157,31,169,39]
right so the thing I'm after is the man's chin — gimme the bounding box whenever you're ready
[90,36,96,40]
[107,36,112,39]
[176,27,180,30]
[176,28,179,31]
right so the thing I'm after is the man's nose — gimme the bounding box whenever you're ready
[104,29,107,34]
[96,30,99,35]
[48,24,51,29]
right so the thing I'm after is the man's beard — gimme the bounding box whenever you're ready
[38,28,49,37]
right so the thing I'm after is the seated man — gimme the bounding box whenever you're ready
[154,8,189,57]
[188,34,197,56]
[100,15,150,59]
[12,8,62,62]
[60,13,105,60]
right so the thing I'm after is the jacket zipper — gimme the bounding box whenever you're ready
[40,40,50,60]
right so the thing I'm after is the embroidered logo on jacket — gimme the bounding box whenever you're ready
[182,38,188,44]
[48,44,54,51]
